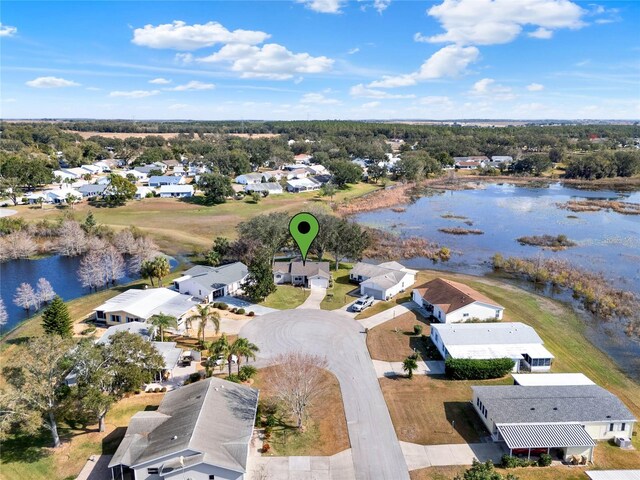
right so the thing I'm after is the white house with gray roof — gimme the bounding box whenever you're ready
[93,288,199,327]
[109,377,258,480]
[173,263,249,302]
[349,261,417,300]
[472,384,636,462]
[431,322,553,372]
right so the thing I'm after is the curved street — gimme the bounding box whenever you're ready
[241,308,410,480]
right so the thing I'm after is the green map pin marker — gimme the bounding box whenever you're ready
[289,212,319,265]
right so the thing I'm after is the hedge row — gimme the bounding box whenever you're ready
[445,357,515,380]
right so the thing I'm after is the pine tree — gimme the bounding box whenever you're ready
[41,296,73,338]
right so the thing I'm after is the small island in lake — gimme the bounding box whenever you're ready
[516,234,577,250]
[438,227,484,235]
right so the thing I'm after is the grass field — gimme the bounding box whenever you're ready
[366,311,430,362]
[11,182,383,256]
[319,265,359,310]
[252,366,350,456]
[259,284,309,310]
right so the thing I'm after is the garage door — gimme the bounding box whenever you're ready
[362,287,384,300]
[309,277,329,289]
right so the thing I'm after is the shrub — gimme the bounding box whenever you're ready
[248,311,255,317]
[160,387,167,393]
[445,358,515,380]
[187,372,202,384]
[134,389,141,395]
[230,307,237,313]
[266,413,277,427]
[237,308,246,315]
[413,324,423,335]
[238,365,257,381]
[153,387,161,393]
[80,326,97,335]
[538,453,552,467]
[262,443,270,453]
[212,302,220,309]
[501,454,535,468]
[218,302,228,310]
[226,374,241,383]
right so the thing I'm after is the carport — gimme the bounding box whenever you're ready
[497,423,595,462]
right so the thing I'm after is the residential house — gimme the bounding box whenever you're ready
[244,183,283,195]
[161,159,181,170]
[78,184,108,198]
[93,288,199,327]
[53,169,79,183]
[118,170,147,182]
[234,173,264,185]
[453,156,489,169]
[93,160,114,172]
[286,177,321,193]
[294,153,313,164]
[109,377,258,480]
[412,278,505,323]
[260,170,284,181]
[81,164,102,175]
[47,187,83,204]
[431,322,554,372]
[289,168,309,179]
[172,165,186,176]
[135,186,154,199]
[173,263,249,301]
[159,185,194,198]
[273,261,331,289]
[491,156,513,163]
[135,163,168,175]
[349,261,417,300]
[305,164,328,175]
[148,175,185,187]
[472,384,636,461]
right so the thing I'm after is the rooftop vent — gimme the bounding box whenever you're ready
[553,407,558,410]
[171,435,178,440]
[530,407,535,410]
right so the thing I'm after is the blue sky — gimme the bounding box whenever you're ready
[1,0,638,120]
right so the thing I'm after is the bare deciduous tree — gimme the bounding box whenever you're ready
[13,282,39,311]
[102,245,126,285]
[128,235,160,275]
[0,231,38,260]
[266,352,329,430]
[78,250,107,291]
[113,228,137,255]
[56,220,88,256]
[36,277,56,305]
[0,299,8,328]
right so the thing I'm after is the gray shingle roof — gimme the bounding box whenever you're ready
[273,261,330,278]
[109,377,258,472]
[473,385,636,424]
[498,423,596,449]
[178,263,248,292]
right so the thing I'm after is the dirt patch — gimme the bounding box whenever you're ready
[335,183,414,215]
[557,199,640,215]
[380,375,505,445]
[253,366,350,456]
[366,311,431,362]
[69,131,180,140]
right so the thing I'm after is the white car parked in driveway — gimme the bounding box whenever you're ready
[351,295,374,312]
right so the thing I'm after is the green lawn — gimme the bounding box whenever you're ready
[320,265,359,310]
[260,285,310,309]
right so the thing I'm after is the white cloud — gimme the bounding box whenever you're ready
[350,84,415,99]
[414,32,430,43]
[168,80,215,91]
[426,0,586,46]
[296,0,344,14]
[374,0,391,14]
[419,96,453,106]
[470,78,515,100]
[109,90,160,98]
[528,27,553,39]
[368,45,479,88]
[26,76,80,88]
[149,77,172,84]
[132,20,270,50]
[347,47,360,55]
[175,53,194,64]
[198,43,333,80]
[526,82,544,91]
[300,93,340,104]
[0,23,17,37]
[168,103,191,110]
[361,101,381,109]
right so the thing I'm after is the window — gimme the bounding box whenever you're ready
[495,310,500,318]
[463,313,470,318]
[621,423,626,431]
[111,314,121,323]
[96,311,105,319]
[610,423,615,432]
[484,409,487,419]
[209,476,216,480]
[476,398,480,407]
[147,468,159,474]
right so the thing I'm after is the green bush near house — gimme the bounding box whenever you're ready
[445,357,514,380]
[218,303,228,310]
[237,308,246,315]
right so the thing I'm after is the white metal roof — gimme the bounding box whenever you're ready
[432,322,544,347]
[94,288,198,319]
[498,423,596,449]
[512,373,594,387]
[585,471,640,480]
[447,343,554,360]
[159,184,193,193]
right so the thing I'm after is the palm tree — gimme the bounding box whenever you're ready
[149,312,178,342]
[207,333,231,374]
[231,337,259,375]
[193,305,220,344]
[402,355,418,379]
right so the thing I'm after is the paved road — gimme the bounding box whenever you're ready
[0,208,17,218]
[241,309,410,480]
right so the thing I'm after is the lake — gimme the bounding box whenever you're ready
[0,255,176,333]
[355,182,640,380]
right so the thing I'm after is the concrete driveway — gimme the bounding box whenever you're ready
[248,450,356,480]
[359,303,419,329]
[241,309,410,480]
[296,288,326,309]
[372,359,445,378]
[401,441,505,470]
